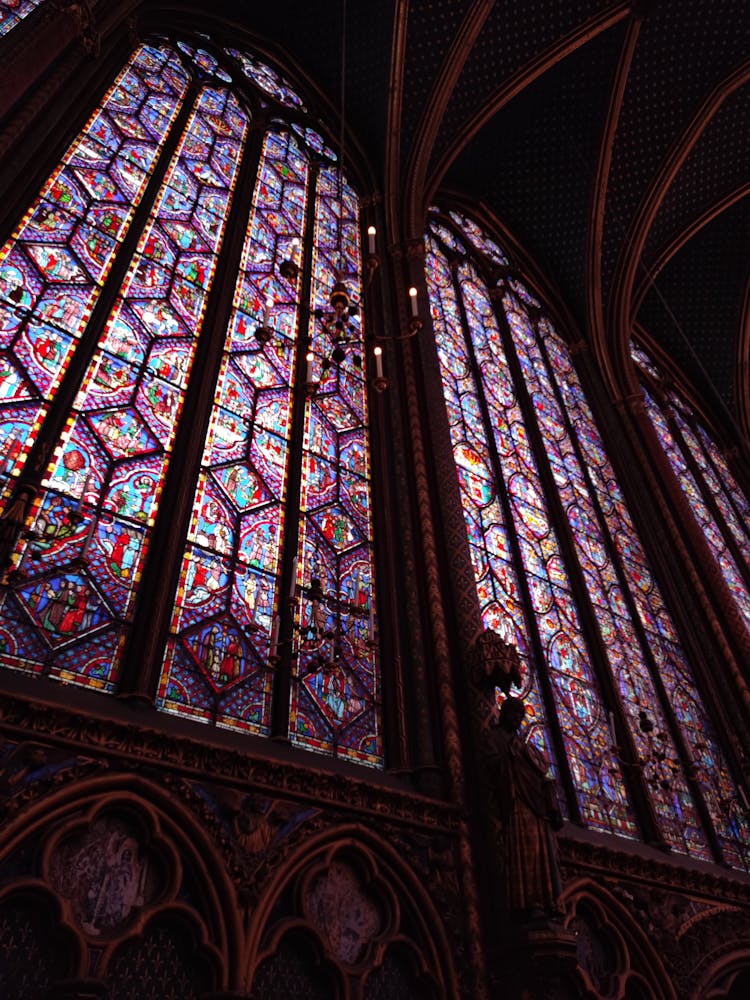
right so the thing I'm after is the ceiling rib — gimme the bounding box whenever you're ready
[585,11,643,402]
[609,58,750,380]
[424,2,630,205]
[404,0,495,238]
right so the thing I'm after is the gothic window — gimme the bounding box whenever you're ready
[0,37,382,767]
[0,0,44,37]
[425,209,749,868]
[632,342,750,637]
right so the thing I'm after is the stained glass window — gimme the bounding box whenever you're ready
[0,0,43,37]
[290,167,380,765]
[157,127,307,734]
[426,212,750,868]
[632,344,750,638]
[0,37,382,766]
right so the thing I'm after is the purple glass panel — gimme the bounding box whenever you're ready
[427,233,636,837]
[290,167,381,766]
[0,45,189,503]
[158,130,309,733]
[0,85,248,690]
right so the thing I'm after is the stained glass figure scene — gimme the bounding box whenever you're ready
[427,214,750,868]
[632,343,750,642]
[290,166,381,766]
[157,128,309,733]
[0,45,189,504]
[0,34,382,762]
[0,53,248,691]
[0,0,44,37]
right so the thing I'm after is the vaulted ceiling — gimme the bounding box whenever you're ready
[210,0,750,430]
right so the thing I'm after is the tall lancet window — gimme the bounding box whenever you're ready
[425,209,749,868]
[0,0,44,37]
[0,37,382,767]
[632,343,750,638]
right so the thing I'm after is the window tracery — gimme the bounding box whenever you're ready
[0,37,382,766]
[426,211,749,867]
[632,343,750,639]
[0,0,44,37]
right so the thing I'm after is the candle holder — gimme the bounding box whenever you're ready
[255,323,273,345]
[279,257,299,282]
[371,375,388,393]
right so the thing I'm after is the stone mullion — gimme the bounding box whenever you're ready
[669,409,750,597]
[538,336,724,863]
[446,266,582,823]
[399,243,488,1000]
[119,115,267,698]
[378,244,441,785]
[364,203,410,770]
[624,394,750,742]
[491,292,664,846]
[268,159,321,740]
[0,77,200,569]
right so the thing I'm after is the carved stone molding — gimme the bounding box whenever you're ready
[470,627,522,696]
[0,694,458,833]
[559,834,750,907]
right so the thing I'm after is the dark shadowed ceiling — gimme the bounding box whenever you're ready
[211,0,749,427]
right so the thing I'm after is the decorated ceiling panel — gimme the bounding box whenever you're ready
[444,25,626,326]
[636,198,750,408]
[599,1,750,304]
[641,83,750,268]
[399,0,473,163]
[432,0,613,170]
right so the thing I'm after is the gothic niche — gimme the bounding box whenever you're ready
[301,857,384,966]
[0,890,77,998]
[251,930,341,1000]
[569,899,626,997]
[46,809,171,937]
[363,942,438,1000]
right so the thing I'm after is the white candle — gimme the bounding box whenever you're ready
[373,345,383,379]
[409,286,419,317]
[367,226,376,255]
[289,556,298,598]
[306,352,314,383]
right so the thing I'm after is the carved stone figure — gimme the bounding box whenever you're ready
[49,816,152,935]
[487,697,563,921]
[302,860,381,965]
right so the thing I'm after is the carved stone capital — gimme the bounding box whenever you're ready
[470,628,522,696]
